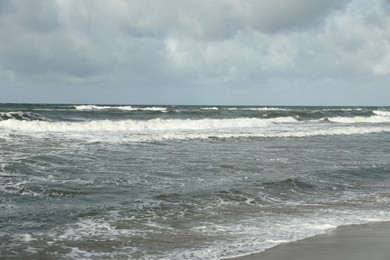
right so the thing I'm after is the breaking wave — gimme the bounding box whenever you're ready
[326,113,390,124]
[1,115,389,142]
[240,107,290,111]
[374,110,390,116]
[201,107,219,110]
[0,117,297,132]
[0,111,49,122]
[72,105,167,112]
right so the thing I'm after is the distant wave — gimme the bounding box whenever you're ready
[240,107,290,111]
[326,113,390,124]
[139,107,168,112]
[320,108,363,112]
[0,111,49,121]
[72,105,114,110]
[224,107,290,111]
[200,107,219,110]
[72,105,167,112]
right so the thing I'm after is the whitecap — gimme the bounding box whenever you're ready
[327,115,390,123]
[373,110,390,116]
[201,107,219,110]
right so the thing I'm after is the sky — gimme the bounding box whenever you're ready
[0,0,389,105]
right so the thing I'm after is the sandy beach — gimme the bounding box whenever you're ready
[228,221,390,260]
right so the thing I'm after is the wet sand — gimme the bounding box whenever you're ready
[227,221,390,260]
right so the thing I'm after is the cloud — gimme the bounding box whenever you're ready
[0,0,105,78]
[303,0,390,77]
[0,0,389,105]
[66,0,341,39]
[234,0,342,33]
[164,31,298,83]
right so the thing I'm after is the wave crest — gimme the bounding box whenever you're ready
[373,110,390,116]
[72,105,167,112]
[0,117,297,132]
[326,114,390,123]
[1,115,389,142]
[0,112,49,122]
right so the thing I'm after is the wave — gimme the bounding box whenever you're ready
[140,107,168,112]
[72,105,115,110]
[326,114,390,124]
[0,111,49,121]
[237,107,290,111]
[72,105,167,112]
[201,107,219,110]
[198,107,288,111]
[1,116,389,142]
[373,110,390,116]
[321,108,363,112]
[0,117,297,133]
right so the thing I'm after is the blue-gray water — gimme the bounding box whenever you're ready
[1,104,390,259]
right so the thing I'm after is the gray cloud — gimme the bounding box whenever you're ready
[0,0,104,78]
[235,0,343,33]
[0,0,389,105]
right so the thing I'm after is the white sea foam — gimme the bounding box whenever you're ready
[201,107,219,110]
[242,107,289,111]
[1,116,390,142]
[14,233,37,242]
[112,106,137,111]
[327,115,390,123]
[0,117,297,133]
[163,210,390,259]
[66,247,112,259]
[140,106,168,112]
[42,207,390,259]
[224,107,288,111]
[0,111,48,121]
[373,110,390,116]
[73,105,167,112]
[74,105,113,110]
[321,108,363,111]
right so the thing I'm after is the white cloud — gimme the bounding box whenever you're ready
[165,30,298,82]
[315,0,390,76]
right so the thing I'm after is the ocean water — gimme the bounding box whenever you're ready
[1,104,390,259]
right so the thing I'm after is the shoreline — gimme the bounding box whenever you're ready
[226,221,390,260]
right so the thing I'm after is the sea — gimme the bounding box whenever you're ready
[1,103,390,259]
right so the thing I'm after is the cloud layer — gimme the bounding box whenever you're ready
[0,0,389,105]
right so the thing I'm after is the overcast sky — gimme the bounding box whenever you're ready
[0,0,389,105]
